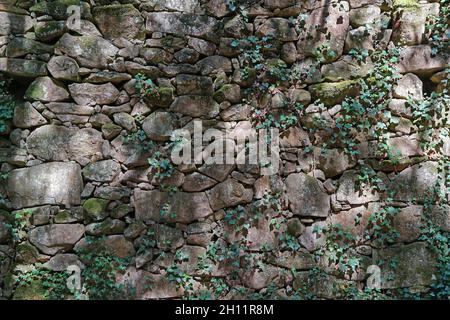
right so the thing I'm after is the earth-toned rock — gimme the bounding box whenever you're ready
[69,83,120,105]
[170,95,220,118]
[134,189,213,223]
[27,125,104,164]
[7,162,83,209]
[6,38,53,58]
[47,56,80,81]
[373,242,437,289]
[29,224,85,255]
[207,179,253,211]
[56,34,118,69]
[25,77,70,102]
[142,111,174,141]
[146,12,218,37]
[93,4,145,41]
[0,58,47,78]
[13,102,47,128]
[82,160,121,182]
[285,173,330,217]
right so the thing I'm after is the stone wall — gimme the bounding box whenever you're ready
[0,0,449,299]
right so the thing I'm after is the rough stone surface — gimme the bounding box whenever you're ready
[27,125,104,164]
[285,173,330,217]
[134,189,213,224]
[29,224,85,255]
[7,162,83,209]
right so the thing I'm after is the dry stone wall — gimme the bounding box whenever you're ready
[0,0,449,299]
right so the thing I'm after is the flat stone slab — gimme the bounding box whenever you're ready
[7,162,83,209]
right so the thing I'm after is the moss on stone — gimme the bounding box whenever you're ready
[393,0,419,8]
[83,198,109,220]
[13,279,48,300]
[309,80,359,106]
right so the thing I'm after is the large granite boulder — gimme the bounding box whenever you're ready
[7,162,83,209]
[27,125,104,164]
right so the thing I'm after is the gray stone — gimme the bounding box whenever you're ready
[374,242,437,289]
[297,2,349,63]
[7,162,83,209]
[394,73,423,100]
[142,111,174,141]
[29,224,85,255]
[27,125,104,164]
[146,12,218,37]
[0,58,47,78]
[74,235,135,259]
[134,189,213,223]
[113,112,136,131]
[46,102,94,116]
[6,37,53,58]
[170,95,220,118]
[47,56,80,81]
[336,170,380,205]
[397,45,449,76]
[196,55,232,75]
[207,179,253,211]
[182,172,217,192]
[25,77,70,102]
[43,254,85,271]
[0,12,33,36]
[13,102,47,129]
[176,74,213,96]
[256,18,298,41]
[93,4,145,40]
[56,34,118,69]
[82,160,121,182]
[68,83,120,105]
[86,218,126,236]
[390,161,442,202]
[285,173,330,217]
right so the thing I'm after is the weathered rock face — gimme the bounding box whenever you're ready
[336,170,380,205]
[68,83,120,105]
[397,45,449,76]
[82,160,121,182]
[285,173,330,217]
[0,12,33,35]
[374,242,437,289]
[170,95,220,118]
[146,12,218,37]
[0,58,47,78]
[25,77,70,102]
[93,4,145,41]
[1,0,447,300]
[207,179,253,211]
[390,162,441,202]
[47,56,80,81]
[134,189,213,224]
[297,1,350,62]
[29,224,85,255]
[56,34,118,69]
[142,111,174,141]
[27,125,104,164]
[12,102,47,128]
[7,162,83,209]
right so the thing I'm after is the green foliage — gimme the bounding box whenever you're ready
[0,80,17,133]
[148,151,174,180]
[15,268,71,300]
[366,206,400,246]
[79,250,132,300]
[134,73,157,98]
